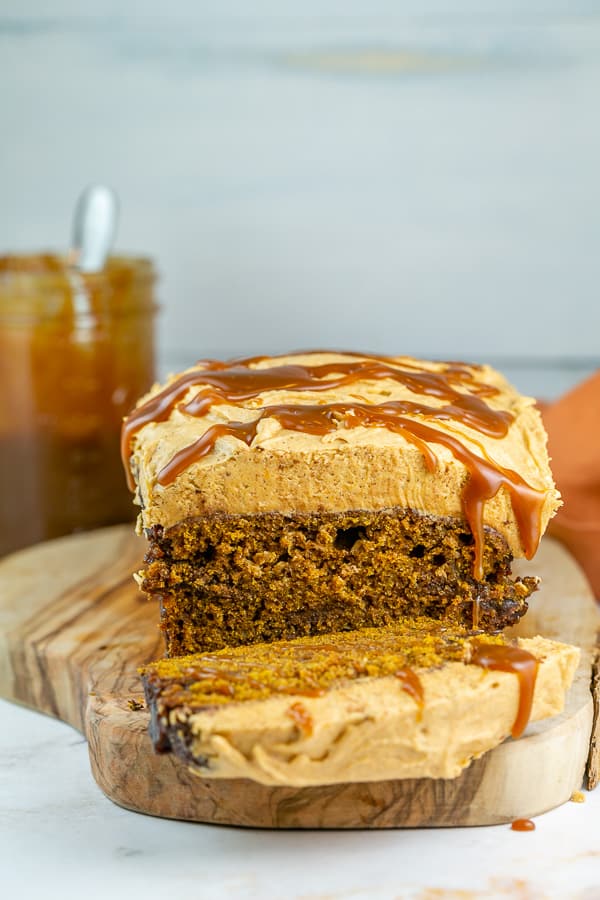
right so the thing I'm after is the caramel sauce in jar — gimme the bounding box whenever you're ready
[0,254,157,556]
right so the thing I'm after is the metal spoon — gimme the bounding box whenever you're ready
[68,185,119,327]
[71,185,119,273]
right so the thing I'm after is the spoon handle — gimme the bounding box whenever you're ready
[72,185,119,273]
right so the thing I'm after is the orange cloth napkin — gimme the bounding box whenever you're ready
[541,371,600,599]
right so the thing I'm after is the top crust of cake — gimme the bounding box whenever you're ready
[125,352,559,557]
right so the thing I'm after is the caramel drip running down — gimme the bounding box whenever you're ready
[155,401,545,580]
[286,701,314,737]
[121,354,513,484]
[394,668,425,715]
[286,670,424,724]
[121,352,546,577]
[469,643,539,738]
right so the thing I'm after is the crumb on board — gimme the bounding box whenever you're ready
[570,791,585,803]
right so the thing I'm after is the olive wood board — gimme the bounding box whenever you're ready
[0,525,598,829]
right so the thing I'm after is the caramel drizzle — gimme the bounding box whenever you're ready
[469,643,539,738]
[182,660,326,699]
[156,401,544,580]
[286,701,314,737]
[121,354,512,485]
[394,668,425,713]
[121,352,546,577]
[178,653,425,713]
[170,640,536,738]
[180,639,428,708]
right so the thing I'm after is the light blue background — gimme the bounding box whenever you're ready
[1,2,599,391]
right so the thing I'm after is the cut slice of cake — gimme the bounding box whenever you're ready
[140,619,579,786]
[122,351,560,655]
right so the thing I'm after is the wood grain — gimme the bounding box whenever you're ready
[586,648,600,790]
[0,526,598,828]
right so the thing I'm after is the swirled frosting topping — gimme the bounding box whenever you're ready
[122,351,558,574]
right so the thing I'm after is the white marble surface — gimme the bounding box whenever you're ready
[1,696,599,900]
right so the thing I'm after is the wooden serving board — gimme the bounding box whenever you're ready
[0,526,598,829]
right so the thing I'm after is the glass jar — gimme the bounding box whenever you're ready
[0,254,157,556]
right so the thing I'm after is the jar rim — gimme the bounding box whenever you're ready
[0,252,156,283]
[0,253,158,323]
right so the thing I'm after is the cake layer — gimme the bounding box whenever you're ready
[123,352,559,562]
[142,509,537,656]
[140,622,579,786]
